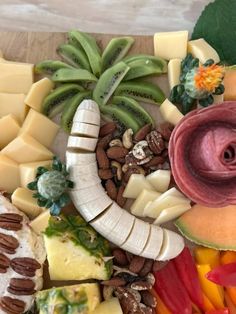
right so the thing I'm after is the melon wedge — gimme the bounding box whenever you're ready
[176,204,236,250]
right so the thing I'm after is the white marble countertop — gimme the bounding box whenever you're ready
[0,0,210,34]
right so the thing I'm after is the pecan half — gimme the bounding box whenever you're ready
[11,258,41,277]
[0,214,23,231]
[0,233,19,254]
[146,131,165,155]
[0,296,25,314]
[8,278,35,295]
[0,253,10,273]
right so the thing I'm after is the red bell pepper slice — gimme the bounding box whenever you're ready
[173,246,204,310]
[205,309,229,314]
[206,263,236,287]
[154,261,192,314]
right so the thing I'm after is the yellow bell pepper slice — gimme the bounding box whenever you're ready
[202,293,216,312]
[221,251,236,307]
[197,264,225,309]
[195,247,220,268]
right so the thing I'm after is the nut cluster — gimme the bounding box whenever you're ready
[96,122,173,203]
[102,248,159,314]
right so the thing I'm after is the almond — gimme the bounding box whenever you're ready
[134,124,152,142]
[98,169,113,180]
[99,122,117,137]
[129,256,145,274]
[105,179,117,200]
[107,147,129,159]
[116,185,126,207]
[97,134,113,149]
[96,147,109,169]
[102,277,126,287]
[143,156,165,168]
[112,248,128,266]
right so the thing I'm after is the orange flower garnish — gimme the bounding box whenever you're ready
[194,64,225,93]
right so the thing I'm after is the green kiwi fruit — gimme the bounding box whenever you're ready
[101,36,134,71]
[52,68,98,83]
[114,80,165,105]
[61,91,92,133]
[112,96,154,127]
[124,54,167,72]
[42,84,84,117]
[35,60,73,75]
[93,61,130,107]
[57,44,91,71]
[68,30,101,77]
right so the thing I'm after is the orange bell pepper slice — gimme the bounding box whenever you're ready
[150,288,171,314]
[203,293,216,312]
[221,251,236,307]
[225,291,236,314]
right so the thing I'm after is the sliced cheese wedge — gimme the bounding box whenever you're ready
[0,93,27,124]
[130,189,160,217]
[71,122,100,138]
[160,99,184,126]
[29,210,51,234]
[73,109,100,126]
[188,38,220,64]
[66,151,96,168]
[0,155,20,193]
[142,225,163,260]
[157,229,184,261]
[154,203,191,225]
[168,58,182,90]
[0,114,20,149]
[146,169,171,192]
[67,136,98,152]
[123,174,155,199]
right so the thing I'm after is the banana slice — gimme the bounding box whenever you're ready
[69,162,98,178]
[66,151,96,168]
[79,99,100,113]
[71,122,100,138]
[70,183,107,206]
[121,219,150,255]
[142,224,164,259]
[157,229,184,261]
[73,109,100,126]
[68,136,98,152]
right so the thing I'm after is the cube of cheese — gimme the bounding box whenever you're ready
[0,62,33,94]
[20,109,59,147]
[29,210,51,234]
[12,187,44,219]
[19,160,52,188]
[123,174,155,199]
[160,99,184,126]
[0,155,20,193]
[168,59,182,90]
[146,170,171,192]
[1,133,53,163]
[154,31,188,60]
[25,78,54,112]
[188,38,220,64]
[0,93,27,124]
[130,189,161,217]
[0,114,20,149]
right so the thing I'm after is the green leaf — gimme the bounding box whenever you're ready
[27,181,38,191]
[192,0,236,65]
[36,166,48,177]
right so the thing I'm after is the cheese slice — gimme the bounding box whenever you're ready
[154,203,191,225]
[0,62,33,94]
[154,31,188,60]
[20,109,59,147]
[130,189,161,217]
[30,210,51,234]
[160,99,184,126]
[12,187,44,219]
[19,160,52,188]
[0,114,20,149]
[0,93,27,124]
[123,174,155,199]
[168,58,182,90]
[25,77,54,112]
[188,38,220,64]
[146,169,171,192]
[1,133,53,163]
[0,155,20,193]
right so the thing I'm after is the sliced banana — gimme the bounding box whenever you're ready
[71,122,100,138]
[66,151,96,167]
[70,183,107,206]
[68,136,98,152]
[157,229,184,261]
[142,224,164,259]
[73,109,100,126]
[79,99,100,112]
[69,162,98,178]
[121,219,150,255]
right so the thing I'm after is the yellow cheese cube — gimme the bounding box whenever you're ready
[0,155,20,193]
[19,160,52,188]
[168,59,182,90]
[25,78,54,112]
[0,93,27,124]
[20,109,59,147]
[12,187,44,218]
[154,31,188,60]
[0,114,20,149]
[160,99,184,126]
[1,133,53,163]
[0,62,33,94]
[30,210,51,234]
[188,38,220,64]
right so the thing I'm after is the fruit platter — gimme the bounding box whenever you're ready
[1,0,236,313]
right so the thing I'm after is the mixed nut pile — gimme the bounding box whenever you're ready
[96,122,173,205]
[102,248,159,314]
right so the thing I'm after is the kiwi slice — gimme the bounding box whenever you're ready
[124,54,167,72]
[68,30,101,77]
[101,36,134,71]
[57,44,91,71]
[93,61,130,107]
[112,96,154,127]
[101,105,140,133]
[52,68,98,83]
[61,91,92,133]
[114,80,165,105]
[35,60,73,75]
[42,83,84,117]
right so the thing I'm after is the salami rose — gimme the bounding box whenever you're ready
[169,101,236,207]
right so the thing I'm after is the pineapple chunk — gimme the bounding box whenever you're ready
[123,174,154,199]
[91,298,123,314]
[44,215,112,281]
[36,283,101,314]
[146,169,171,192]
[30,210,50,234]
[130,189,160,217]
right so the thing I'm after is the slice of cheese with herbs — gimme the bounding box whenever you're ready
[0,114,20,149]
[1,133,53,163]
[25,78,54,112]
[0,93,27,124]
[168,58,182,90]
[188,38,220,64]
[20,109,59,148]
[0,155,20,193]
[30,210,51,234]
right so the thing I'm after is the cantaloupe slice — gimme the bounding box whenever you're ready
[176,204,236,250]
[224,68,236,100]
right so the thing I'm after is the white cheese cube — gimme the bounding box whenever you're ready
[146,170,171,192]
[168,59,182,90]
[188,38,220,64]
[123,174,154,199]
[160,99,184,126]
[130,189,161,217]
[0,114,20,149]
